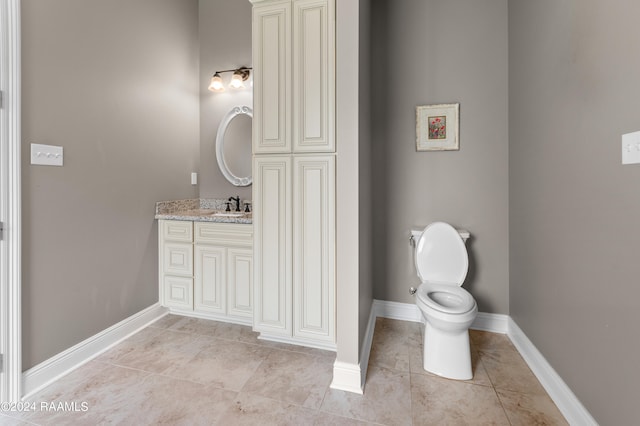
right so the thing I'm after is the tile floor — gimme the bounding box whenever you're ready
[1,315,568,425]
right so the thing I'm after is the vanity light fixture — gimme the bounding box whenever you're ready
[208,67,252,92]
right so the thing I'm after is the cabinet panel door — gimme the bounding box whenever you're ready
[194,245,226,314]
[227,247,253,320]
[253,1,292,154]
[163,243,193,277]
[293,0,335,153]
[293,155,335,343]
[163,276,193,310]
[253,156,292,335]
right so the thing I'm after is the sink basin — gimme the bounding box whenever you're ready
[211,211,246,218]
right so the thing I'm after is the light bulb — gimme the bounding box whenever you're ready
[229,71,245,89]
[208,73,225,92]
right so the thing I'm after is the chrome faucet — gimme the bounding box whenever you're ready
[228,196,241,212]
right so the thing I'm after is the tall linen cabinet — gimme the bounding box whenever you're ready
[251,0,336,350]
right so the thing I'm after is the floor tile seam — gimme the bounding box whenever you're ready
[407,370,417,426]
[153,369,244,395]
[184,334,264,351]
[491,385,516,426]
[368,360,411,375]
[408,369,495,392]
[316,406,389,426]
[474,352,501,391]
[236,356,271,395]
[316,403,388,425]
[466,355,496,389]
[368,361,411,376]
[152,370,213,388]
[161,327,198,336]
[100,360,168,377]
[476,348,543,384]
[238,371,334,410]
[474,347,519,358]
[313,368,336,422]
[491,385,549,398]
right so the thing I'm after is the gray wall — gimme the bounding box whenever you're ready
[358,0,373,352]
[198,0,253,202]
[370,0,509,313]
[21,0,200,369]
[509,0,640,423]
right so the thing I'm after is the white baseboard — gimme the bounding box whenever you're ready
[358,302,377,389]
[330,361,364,394]
[330,303,376,394]
[168,307,253,327]
[257,332,337,352]
[22,303,168,399]
[371,299,508,333]
[372,299,422,322]
[507,318,598,426]
[472,311,509,333]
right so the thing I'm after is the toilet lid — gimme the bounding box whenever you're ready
[415,222,468,286]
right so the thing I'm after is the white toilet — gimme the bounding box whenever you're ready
[412,222,477,380]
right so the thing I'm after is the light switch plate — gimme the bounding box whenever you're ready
[31,143,63,166]
[622,131,640,165]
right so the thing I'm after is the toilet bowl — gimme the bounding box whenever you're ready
[413,222,477,380]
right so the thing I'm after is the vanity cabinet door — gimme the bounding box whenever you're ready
[292,0,335,153]
[253,156,293,336]
[253,1,292,154]
[227,247,254,320]
[293,155,335,343]
[163,275,193,310]
[194,245,226,315]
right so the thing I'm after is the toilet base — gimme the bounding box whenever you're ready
[422,321,473,380]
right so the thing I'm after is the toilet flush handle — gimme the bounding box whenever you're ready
[409,287,417,296]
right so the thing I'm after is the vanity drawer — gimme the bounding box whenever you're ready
[161,220,193,242]
[195,222,253,247]
[163,242,193,276]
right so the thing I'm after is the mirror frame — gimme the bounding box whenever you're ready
[216,105,253,187]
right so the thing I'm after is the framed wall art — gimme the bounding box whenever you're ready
[416,103,460,151]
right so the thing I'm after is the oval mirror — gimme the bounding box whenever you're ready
[216,106,253,186]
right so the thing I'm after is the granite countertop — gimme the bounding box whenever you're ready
[155,199,252,224]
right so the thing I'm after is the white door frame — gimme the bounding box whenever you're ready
[0,0,22,402]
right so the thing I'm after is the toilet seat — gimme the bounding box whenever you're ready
[415,222,468,286]
[416,282,476,315]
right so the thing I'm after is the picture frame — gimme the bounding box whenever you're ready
[416,103,460,151]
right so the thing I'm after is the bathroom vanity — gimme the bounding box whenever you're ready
[156,199,253,325]
[154,0,337,351]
